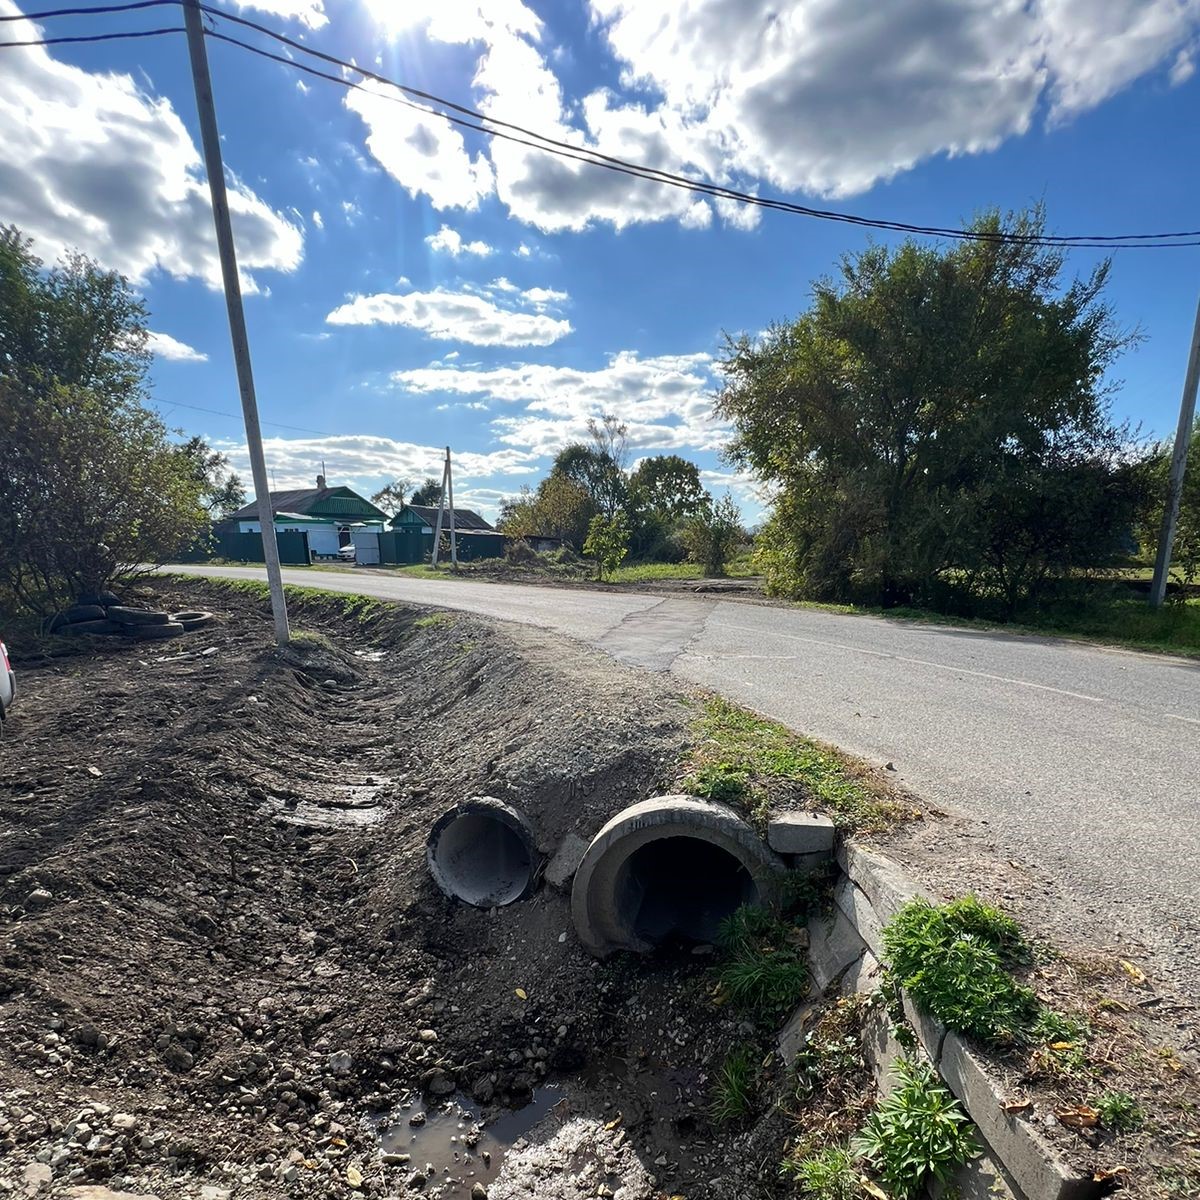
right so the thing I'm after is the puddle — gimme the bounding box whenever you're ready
[377,1087,565,1196]
[353,649,387,662]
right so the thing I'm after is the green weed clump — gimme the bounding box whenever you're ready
[781,1145,859,1199]
[882,896,1038,1043]
[685,696,897,830]
[714,905,808,1019]
[1095,1090,1144,1134]
[710,1045,757,1123]
[851,1058,979,1198]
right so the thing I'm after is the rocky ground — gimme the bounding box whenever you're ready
[0,581,787,1200]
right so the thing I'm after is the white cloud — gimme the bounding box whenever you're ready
[222,0,328,29]
[0,4,303,291]
[312,210,324,229]
[392,350,729,455]
[1169,45,1197,85]
[326,285,572,346]
[425,224,494,257]
[515,243,533,257]
[147,331,208,363]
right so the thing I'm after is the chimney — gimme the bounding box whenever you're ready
[316,474,326,490]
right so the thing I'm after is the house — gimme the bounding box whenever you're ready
[390,503,506,561]
[222,476,390,563]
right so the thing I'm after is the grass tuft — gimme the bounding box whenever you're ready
[1095,1090,1144,1134]
[781,1145,859,1199]
[713,905,808,1020]
[710,1045,757,1123]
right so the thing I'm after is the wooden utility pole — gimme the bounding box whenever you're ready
[183,0,290,645]
[1149,293,1200,608]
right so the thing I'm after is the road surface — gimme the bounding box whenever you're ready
[170,564,1200,985]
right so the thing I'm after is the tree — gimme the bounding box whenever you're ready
[371,477,411,515]
[629,455,706,521]
[681,493,744,577]
[0,228,208,612]
[583,511,630,581]
[177,436,246,517]
[719,209,1141,612]
[409,476,442,506]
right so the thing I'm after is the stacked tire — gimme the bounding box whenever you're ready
[50,602,214,641]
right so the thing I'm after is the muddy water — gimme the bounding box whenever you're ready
[378,1086,566,1196]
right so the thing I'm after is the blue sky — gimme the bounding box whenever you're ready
[3,0,1200,521]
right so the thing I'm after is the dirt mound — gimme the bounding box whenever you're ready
[0,581,771,1199]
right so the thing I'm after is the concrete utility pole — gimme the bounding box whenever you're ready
[183,0,290,645]
[431,452,449,567]
[446,446,458,568]
[1149,292,1200,608]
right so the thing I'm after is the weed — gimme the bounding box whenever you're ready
[779,864,837,921]
[288,629,335,652]
[882,897,1038,1043]
[1095,1091,1144,1134]
[683,760,749,804]
[414,612,453,629]
[851,1058,979,1198]
[713,905,808,1020]
[710,1045,757,1122]
[781,1145,859,1198]
[793,1033,864,1100]
[684,696,899,831]
[1027,1009,1092,1077]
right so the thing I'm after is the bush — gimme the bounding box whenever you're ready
[851,1058,979,1197]
[681,492,743,577]
[583,512,630,580]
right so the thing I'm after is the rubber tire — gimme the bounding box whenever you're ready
[106,606,172,627]
[170,610,214,631]
[64,604,106,624]
[59,619,122,637]
[120,622,185,641]
[78,591,121,607]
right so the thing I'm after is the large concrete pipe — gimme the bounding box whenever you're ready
[571,796,786,955]
[427,797,539,907]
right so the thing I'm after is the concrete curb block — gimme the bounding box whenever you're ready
[767,810,835,855]
[803,840,1097,1200]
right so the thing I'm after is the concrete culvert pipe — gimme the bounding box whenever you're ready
[426,797,538,908]
[571,796,786,956]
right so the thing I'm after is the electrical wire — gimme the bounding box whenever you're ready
[0,0,177,19]
[0,25,181,46]
[197,3,1200,250]
[152,398,341,438]
[3,0,1199,249]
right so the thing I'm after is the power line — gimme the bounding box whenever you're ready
[153,398,340,438]
[0,0,177,19]
[197,3,1200,250]
[3,2,1199,249]
[0,26,181,46]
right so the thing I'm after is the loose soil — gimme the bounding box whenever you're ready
[1,581,1196,1199]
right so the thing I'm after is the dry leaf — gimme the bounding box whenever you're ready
[1093,1167,1129,1183]
[860,1179,889,1199]
[1055,1105,1099,1129]
[346,1166,363,1189]
[330,1137,347,1148]
[604,1114,623,1131]
[1119,960,1147,986]
[1050,1041,1076,1051]
[515,988,527,1000]
[1001,1098,1032,1114]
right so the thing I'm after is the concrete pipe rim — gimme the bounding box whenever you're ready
[570,794,787,956]
[426,796,539,908]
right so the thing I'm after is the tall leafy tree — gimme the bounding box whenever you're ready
[720,210,1144,612]
[177,436,246,517]
[371,476,412,515]
[409,476,443,506]
[0,227,207,611]
[629,454,706,521]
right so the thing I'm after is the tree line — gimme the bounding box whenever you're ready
[718,209,1199,617]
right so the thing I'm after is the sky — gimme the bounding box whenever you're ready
[2,0,1200,521]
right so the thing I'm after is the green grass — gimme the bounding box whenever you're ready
[684,695,901,830]
[713,905,809,1020]
[1094,1090,1144,1134]
[781,1146,859,1199]
[710,1045,758,1123]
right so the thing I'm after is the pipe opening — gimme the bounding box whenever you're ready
[427,804,535,907]
[616,836,760,946]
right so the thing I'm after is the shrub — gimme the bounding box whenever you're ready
[681,492,744,577]
[583,511,630,580]
[882,897,1038,1043]
[851,1058,979,1198]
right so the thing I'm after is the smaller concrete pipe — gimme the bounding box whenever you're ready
[427,797,538,907]
[571,795,787,956]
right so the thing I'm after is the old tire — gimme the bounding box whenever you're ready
[106,606,171,627]
[59,619,122,637]
[170,610,214,631]
[64,604,106,624]
[120,621,185,641]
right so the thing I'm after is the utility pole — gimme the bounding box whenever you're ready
[446,446,458,568]
[431,451,450,567]
[1149,293,1200,608]
[183,0,290,645]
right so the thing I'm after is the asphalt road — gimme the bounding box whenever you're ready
[171,564,1200,983]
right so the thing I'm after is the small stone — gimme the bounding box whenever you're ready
[162,1044,194,1072]
[407,1170,427,1189]
[417,1030,438,1043]
[111,1114,137,1132]
[25,888,53,909]
[409,1112,426,1127]
[328,1050,353,1076]
[426,1072,455,1097]
[471,1185,488,1199]
[382,1152,411,1166]
[22,1162,52,1192]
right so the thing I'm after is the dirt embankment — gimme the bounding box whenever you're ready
[0,582,777,1199]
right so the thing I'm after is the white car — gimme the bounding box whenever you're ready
[0,637,14,739]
